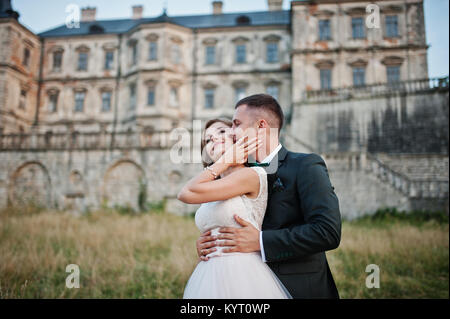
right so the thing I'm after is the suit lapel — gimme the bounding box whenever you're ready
[265,146,288,196]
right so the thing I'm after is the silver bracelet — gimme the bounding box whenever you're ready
[205,166,218,179]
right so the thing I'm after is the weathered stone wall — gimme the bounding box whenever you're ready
[288,83,449,154]
[0,146,202,215]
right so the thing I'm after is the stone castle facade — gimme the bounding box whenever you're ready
[0,0,448,217]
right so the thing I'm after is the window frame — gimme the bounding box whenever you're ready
[319,19,332,41]
[351,17,366,39]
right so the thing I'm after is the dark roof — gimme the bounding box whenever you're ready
[38,10,290,38]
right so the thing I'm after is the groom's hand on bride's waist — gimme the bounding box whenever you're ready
[216,215,261,254]
[196,230,218,261]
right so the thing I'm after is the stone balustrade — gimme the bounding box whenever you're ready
[303,77,449,103]
[0,130,181,150]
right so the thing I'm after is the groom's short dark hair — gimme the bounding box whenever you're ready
[235,94,284,131]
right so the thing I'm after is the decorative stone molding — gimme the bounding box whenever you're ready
[315,60,335,69]
[102,42,117,50]
[348,58,368,68]
[381,5,403,14]
[168,79,182,87]
[170,35,183,44]
[75,44,90,52]
[202,37,218,45]
[345,7,366,17]
[231,36,250,44]
[145,33,159,42]
[202,82,217,89]
[262,34,281,42]
[145,79,158,87]
[312,10,335,18]
[232,80,249,88]
[381,56,404,66]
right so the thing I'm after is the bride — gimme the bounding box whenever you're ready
[177,118,292,299]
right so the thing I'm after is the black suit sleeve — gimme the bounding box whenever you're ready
[262,153,341,262]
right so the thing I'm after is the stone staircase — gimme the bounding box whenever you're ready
[365,153,449,212]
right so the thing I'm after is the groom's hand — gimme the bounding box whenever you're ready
[217,215,260,253]
[196,230,217,261]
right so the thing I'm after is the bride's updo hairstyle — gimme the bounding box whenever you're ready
[201,118,232,168]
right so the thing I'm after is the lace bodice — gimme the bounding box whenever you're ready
[194,167,268,257]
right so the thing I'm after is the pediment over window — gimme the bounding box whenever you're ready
[231,36,250,44]
[75,45,90,52]
[73,87,87,93]
[46,87,60,95]
[381,56,404,66]
[232,80,249,88]
[314,60,335,69]
[99,86,113,92]
[127,38,138,46]
[348,58,368,67]
[170,36,183,44]
[202,37,218,45]
[102,42,117,50]
[23,39,34,48]
[265,79,281,86]
[312,10,335,18]
[381,5,403,14]
[345,7,366,16]
[145,79,158,87]
[146,33,159,41]
[48,45,64,53]
[202,82,217,89]
[168,79,182,87]
[263,34,281,42]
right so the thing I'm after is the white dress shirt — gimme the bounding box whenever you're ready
[258,143,282,263]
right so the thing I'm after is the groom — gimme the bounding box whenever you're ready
[196,94,341,299]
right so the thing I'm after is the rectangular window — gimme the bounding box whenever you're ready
[385,15,399,38]
[170,87,178,106]
[104,51,114,70]
[320,69,332,90]
[147,87,155,106]
[205,46,216,65]
[236,44,246,64]
[352,17,365,39]
[387,66,400,83]
[53,51,62,71]
[266,42,279,63]
[101,91,112,112]
[204,88,215,109]
[319,19,331,41]
[23,48,30,67]
[74,92,85,112]
[267,85,279,100]
[129,84,136,110]
[77,52,88,71]
[19,90,27,109]
[235,87,246,103]
[48,92,58,113]
[353,67,366,86]
[149,41,158,61]
[172,44,181,64]
[131,44,138,65]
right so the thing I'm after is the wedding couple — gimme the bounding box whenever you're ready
[177,94,342,299]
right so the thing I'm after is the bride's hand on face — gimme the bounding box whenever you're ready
[217,135,259,166]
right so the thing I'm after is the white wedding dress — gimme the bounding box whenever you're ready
[183,166,292,299]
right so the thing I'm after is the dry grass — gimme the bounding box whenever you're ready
[0,206,448,298]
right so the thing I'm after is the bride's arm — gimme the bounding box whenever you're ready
[177,136,260,204]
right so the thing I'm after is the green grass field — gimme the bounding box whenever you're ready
[0,206,448,299]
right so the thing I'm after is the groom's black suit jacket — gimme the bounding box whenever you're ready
[261,146,341,299]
